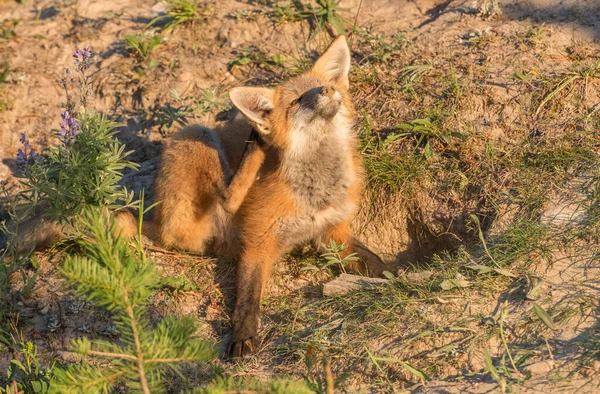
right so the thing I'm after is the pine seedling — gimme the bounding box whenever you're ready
[50,208,214,394]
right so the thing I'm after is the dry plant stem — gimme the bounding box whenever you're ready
[499,307,518,372]
[351,0,363,35]
[544,337,555,362]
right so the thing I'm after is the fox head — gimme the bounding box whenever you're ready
[229,36,355,152]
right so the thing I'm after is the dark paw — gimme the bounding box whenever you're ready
[351,239,393,278]
[367,261,394,279]
[227,336,259,358]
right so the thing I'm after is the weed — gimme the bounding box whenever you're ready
[465,28,496,49]
[1,340,54,393]
[358,113,429,195]
[523,24,546,48]
[273,0,349,37]
[148,0,204,32]
[162,274,198,292]
[192,88,230,113]
[271,2,305,24]
[0,63,11,83]
[153,102,191,136]
[353,28,411,64]
[0,19,18,40]
[190,375,313,393]
[581,328,600,367]
[11,46,136,228]
[535,59,600,115]
[300,240,358,279]
[474,0,502,19]
[125,33,163,62]
[0,87,12,111]
[228,46,286,73]
[399,59,433,88]
[303,0,350,36]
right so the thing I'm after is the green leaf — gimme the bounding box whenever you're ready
[237,57,252,65]
[424,141,433,160]
[492,268,516,278]
[381,132,408,148]
[440,279,457,290]
[532,303,557,330]
[10,359,26,374]
[382,271,395,280]
[270,54,286,65]
[466,264,493,274]
[370,355,429,380]
[22,270,38,297]
[484,349,500,380]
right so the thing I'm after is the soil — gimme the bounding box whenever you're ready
[1,0,599,392]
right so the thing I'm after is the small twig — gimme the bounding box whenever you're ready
[544,336,555,362]
[349,0,364,38]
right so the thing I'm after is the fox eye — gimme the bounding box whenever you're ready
[291,97,300,106]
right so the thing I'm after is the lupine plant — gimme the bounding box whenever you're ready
[13,46,136,225]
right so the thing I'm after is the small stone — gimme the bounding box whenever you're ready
[151,2,167,16]
[39,304,50,315]
[224,72,236,82]
[404,270,435,283]
[323,273,389,297]
[524,360,554,375]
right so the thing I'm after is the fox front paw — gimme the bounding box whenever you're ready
[227,336,259,358]
[367,260,394,279]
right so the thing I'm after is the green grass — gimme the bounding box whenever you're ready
[124,33,163,62]
[0,19,18,40]
[270,0,350,37]
[147,0,204,32]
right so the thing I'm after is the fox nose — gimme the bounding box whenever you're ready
[321,86,335,98]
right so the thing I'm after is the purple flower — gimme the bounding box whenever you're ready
[73,46,94,72]
[16,148,27,167]
[16,133,39,168]
[66,68,70,75]
[58,110,80,145]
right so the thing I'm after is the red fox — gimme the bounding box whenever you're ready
[13,35,391,358]
[218,35,391,357]
[144,35,390,357]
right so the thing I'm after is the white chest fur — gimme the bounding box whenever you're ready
[277,113,357,245]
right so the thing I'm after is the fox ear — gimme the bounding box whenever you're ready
[312,35,351,88]
[229,87,275,135]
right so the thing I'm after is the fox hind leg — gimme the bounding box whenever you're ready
[323,220,392,278]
